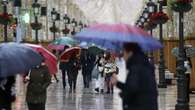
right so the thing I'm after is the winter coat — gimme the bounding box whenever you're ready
[104,62,117,77]
[0,76,16,109]
[67,57,81,80]
[117,52,158,110]
[59,61,69,71]
[26,65,51,104]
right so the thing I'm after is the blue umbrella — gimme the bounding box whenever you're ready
[74,23,162,52]
[0,43,43,77]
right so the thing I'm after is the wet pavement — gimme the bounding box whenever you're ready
[13,60,195,110]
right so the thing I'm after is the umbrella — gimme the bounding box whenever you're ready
[60,47,81,60]
[48,37,78,50]
[171,46,195,58]
[24,43,58,75]
[88,46,104,55]
[0,43,43,77]
[74,23,162,51]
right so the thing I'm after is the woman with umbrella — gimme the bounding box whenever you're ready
[25,57,51,110]
[111,43,158,110]
[75,23,161,110]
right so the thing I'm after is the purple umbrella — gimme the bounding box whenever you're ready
[74,23,162,51]
[0,43,43,77]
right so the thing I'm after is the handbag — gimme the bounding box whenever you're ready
[92,65,99,79]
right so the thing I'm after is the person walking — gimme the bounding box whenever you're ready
[67,54,81,93]
[80,49,90,88]
[59,59,69,89]
[94,54,105,93]
[87,53,96,81]
[51,50,59,83]
[104,53,117,94]
[25,59,51,110]
[112,43,158,110]
[0,76,16,110]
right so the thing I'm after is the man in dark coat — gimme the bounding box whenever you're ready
[59,60,69,89]
[112,43,158,110]
[87,53,96,81]
[80,49,90,88]
[0,76,16,110]
[67,55,81,92]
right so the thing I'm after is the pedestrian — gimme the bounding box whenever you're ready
[59,46,70,89]
[87,53,96,81]
[104,53,117,94]
[25,58,51,110]
[59,59,69,89]
[94,54,105,93]
[67,54,81,93]
[51,50,59,83]
[111,43,158,110]
[80,49,90,88]
[0,76,16,110]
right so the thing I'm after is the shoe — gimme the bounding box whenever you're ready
[106,91,110,94]
[94,88,99,93]
[56,80,59,83]
[101,89,104,93]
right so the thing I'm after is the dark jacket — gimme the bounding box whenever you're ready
[0,76,16,109]
[117,51,158,110]
[67,57,81,79]
[26,65,51,104]
[59,61,69,70]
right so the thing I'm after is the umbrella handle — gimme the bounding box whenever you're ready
[24,70,31,83]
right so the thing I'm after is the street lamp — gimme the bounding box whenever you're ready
[147,0,157,14]
[32,0,41,44]
[143,8,149,19]
[63,14,70,36]
[51,8,57,40]
[158,0,167,88]
[2,0,8,42]
[78,21,83,31]
[71,18,77,35]
[174,1,193,110]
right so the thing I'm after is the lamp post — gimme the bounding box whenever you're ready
[157,0,167,88]
[2,0,8,42]
[175,11,189,110]
[143,7,155,63]
[78,21,84,31]
[32,0,41,44]
[174,1,193,110]
[63,14,70,36]
[71,18,77,36]
[51,8,57,40]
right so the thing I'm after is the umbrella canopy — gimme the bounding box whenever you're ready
[60,47,81,61]
[171,46,195,58]
[48,37,78,50]
[25,43,58,75]
[88,46,104,55]
[0,43,43,77]
[75,23,162,51]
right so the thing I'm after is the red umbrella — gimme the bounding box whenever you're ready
[24,43,58,75]
[60,47,81,60]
